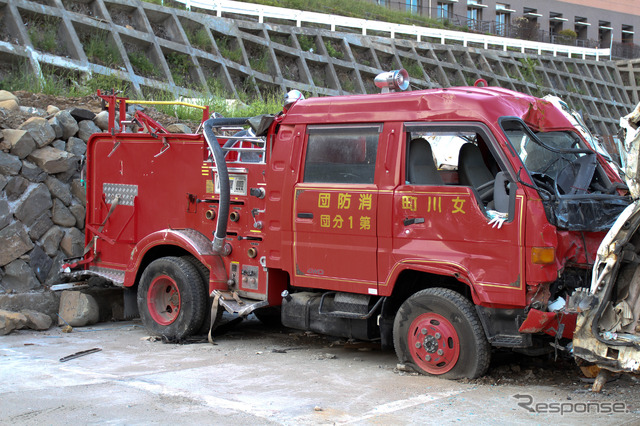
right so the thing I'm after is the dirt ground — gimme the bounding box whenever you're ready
[2,315,640,424]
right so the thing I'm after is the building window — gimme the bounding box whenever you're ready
[549,12,567,37]
[599,21,612,48]
[495,3,511,36]
[406,0,419,14]
[437,2,452,20]
[467,1,485,31]
[574,16,589,41]
[622,25,634,44]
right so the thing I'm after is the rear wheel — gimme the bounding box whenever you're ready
[393,288,490,379]
[137,256,207,340]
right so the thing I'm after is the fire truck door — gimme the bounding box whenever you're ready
[292,124,381,295]
[390,125,525,306]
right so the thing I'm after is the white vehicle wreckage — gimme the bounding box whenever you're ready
[570,100,640,376]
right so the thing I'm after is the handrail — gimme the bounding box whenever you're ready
[176,0,610,60]
[126,100,208,110]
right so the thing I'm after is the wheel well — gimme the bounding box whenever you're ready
[382,269,472,320]
[133,245,195,290]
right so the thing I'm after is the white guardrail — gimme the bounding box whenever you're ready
[176,0,610,60]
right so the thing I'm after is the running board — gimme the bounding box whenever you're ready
[213,290,268,317]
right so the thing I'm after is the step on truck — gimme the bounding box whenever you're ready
[64,71,630,379]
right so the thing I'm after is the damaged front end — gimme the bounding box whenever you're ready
[572,103,640,373]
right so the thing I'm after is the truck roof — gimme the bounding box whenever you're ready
[281,86,572,131]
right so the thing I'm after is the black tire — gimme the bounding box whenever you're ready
[393,288,490,379]
[137,256,208,340]
[253,306,282,326]
[181,255,220,335]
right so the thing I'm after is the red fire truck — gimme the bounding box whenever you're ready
[65,72,629,379]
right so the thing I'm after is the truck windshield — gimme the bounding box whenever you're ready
[500,118,629,232]
[501,118,591,178]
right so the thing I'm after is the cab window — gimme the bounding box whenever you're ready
[405,124,511,213]
[303,124,381,184]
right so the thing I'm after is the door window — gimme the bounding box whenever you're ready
[303,125,381,184]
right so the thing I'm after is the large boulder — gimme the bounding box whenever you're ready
[0,222,34,266]
[28,147,75,174]
[94,111,109,131]
[39,225,64,256]
[0,199,10,231]
[70,108,95,122]
[45,176,72,206]
[18,117,56,148]
[14,183,52,226]
[55,110,79,140]
[2,259,41,292]
[66,137,87,157]
[0,151,22,175]
[0,99,20,112]
[69,203,85,228]
[0,291,59,321]
[52,198,76,227]
[77,120,101,142]
[71,178,86,205]
[60,227,84,257]
[48,115,64,140]
[21,309,52,330]
[21,160,47,183]
[58,291,99,327]
[30,245,53,284]
[0,90,18,103]
[5,176,29,201]
[0,309,28,335]
[28,213,54,241]
[2,129,36,159]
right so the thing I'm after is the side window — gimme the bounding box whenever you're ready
[406,128,499,186]
[406,125,512,214]
[303,124,381,184]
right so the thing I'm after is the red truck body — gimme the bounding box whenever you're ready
[68,84,629,378]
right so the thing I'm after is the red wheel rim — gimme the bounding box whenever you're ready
[147,275,181,326]
[407,312,460,375]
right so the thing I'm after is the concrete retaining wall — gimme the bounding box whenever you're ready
[0,0,636,136]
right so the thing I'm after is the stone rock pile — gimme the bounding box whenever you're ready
[0,89,109,333]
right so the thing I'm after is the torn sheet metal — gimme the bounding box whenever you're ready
[571,100,640,374]
[518,308,576,339]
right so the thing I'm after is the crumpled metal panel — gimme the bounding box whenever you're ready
[620,103,640,199]
[571,101,640,374]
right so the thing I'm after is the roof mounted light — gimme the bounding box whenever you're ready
[374,69,410,93]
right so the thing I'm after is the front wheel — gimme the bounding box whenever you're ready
[137,256,207,340]
[393,288,490,379]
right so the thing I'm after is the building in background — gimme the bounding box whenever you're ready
[374,0,640,57]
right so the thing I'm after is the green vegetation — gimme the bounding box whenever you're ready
[518,57,543,92]
[84,32,121,66]
[249,50,270,73]
[185,26,213,52]
[166,51,193,87]
[0,61,130,97]
[128,51,159,77]
[298,35,315,52]
[401,58,423,80]
[217,36,243,63]
[341,77,355,92]
[28,16,58,53]
[324,40,343,59]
